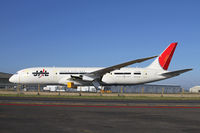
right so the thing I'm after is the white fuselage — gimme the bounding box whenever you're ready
[10,67,167,86]
[9,43,191,88]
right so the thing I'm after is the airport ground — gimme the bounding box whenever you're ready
[1,96,200,133]
[1,90,200,100]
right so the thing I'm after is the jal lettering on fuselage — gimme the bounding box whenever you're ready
[32,69,49,78]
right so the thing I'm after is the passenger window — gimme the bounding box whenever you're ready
[134,72,141,75]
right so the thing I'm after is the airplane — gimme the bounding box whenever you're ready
[9,42,192,90]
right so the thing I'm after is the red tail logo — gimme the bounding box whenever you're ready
[159,42,178,70]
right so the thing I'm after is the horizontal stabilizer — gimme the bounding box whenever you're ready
[161,69,193,77]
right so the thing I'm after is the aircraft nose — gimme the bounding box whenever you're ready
[9,74,19,83]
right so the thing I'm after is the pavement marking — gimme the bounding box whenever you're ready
[135,104,149,106]
[157,105,169,106]
[175,105,189,107]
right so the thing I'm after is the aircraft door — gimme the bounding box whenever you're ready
[52,69,59,82]
[143,70,148,79]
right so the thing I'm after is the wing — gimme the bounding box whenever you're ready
[88,56,158,77]
[64,55,157,89]
[161,69,193,77]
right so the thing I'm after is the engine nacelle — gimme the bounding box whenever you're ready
[82,75,94,81]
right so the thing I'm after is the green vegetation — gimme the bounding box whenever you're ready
[1,93,200,100]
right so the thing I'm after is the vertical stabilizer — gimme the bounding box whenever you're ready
[148,42,178,70]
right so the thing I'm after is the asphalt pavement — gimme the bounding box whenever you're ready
[0,96,200,133]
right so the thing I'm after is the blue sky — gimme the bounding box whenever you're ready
[0,0,199,89]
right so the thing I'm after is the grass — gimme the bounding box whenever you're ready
[1,93,200,100]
